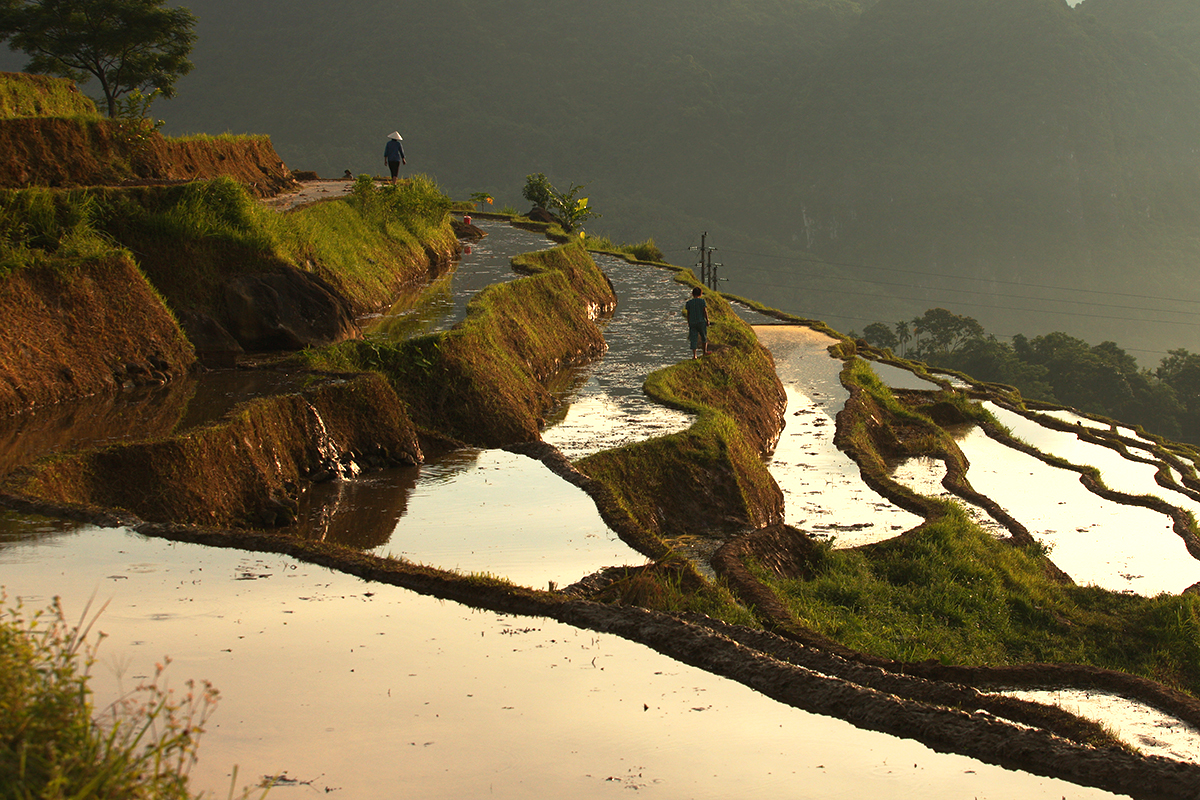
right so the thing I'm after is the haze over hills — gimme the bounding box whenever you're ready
[1,0,1197,360]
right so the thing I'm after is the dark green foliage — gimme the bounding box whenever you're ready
[520,173,600,232]
[0,0,197,117]
[861,307,1196,442]
[521,172,554,210]
[861,321,898,350]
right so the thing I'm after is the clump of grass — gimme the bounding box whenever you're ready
[623,239,665,262]
[0,188,122,274]
[579,235,665,263]
[0,593,259,800]
[0,73,100,119]
[759,503,1200,692]
[596,561,759,627]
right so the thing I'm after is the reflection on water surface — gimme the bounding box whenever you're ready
[542,254,693,459]
[753,325,922,546]
[360,217,555,341]
[291,448,639,589]
[0,526,1121,800]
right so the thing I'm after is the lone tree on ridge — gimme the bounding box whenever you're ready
[0,0,197,117]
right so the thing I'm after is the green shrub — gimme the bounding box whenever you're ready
[0,595,258,800]
[521,172,554,209]
[625,239,665,262]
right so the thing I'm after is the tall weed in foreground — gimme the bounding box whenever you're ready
[0,593,262,800]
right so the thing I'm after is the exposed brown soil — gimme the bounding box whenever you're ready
[0,253,195,417]
[0,117,296,196]
[4,373,420,529]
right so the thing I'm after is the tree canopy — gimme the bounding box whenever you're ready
[0,0,197,117]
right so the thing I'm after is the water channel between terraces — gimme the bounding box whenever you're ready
[0,219,1193,795]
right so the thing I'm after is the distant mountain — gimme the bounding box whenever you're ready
[763,0,1200,346]
[1080,0,1200,69]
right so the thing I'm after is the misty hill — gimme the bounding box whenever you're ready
[1081,0,1200,69]
[1,0,1198,357]
[767,0,1200,351]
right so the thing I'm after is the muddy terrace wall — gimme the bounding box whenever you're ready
[320,242,620,447]
[5,373,419,529]
[0,252,195,416]
[0,117,296,196]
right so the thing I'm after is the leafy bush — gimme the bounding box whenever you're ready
[521,173,554,209]
[520,173,600,232]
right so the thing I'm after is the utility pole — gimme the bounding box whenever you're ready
[688,231,708,286]
[707,250,722,291]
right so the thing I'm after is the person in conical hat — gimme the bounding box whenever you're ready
[384,131,406,184]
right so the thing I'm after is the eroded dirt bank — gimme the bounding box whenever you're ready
[0,117,296,195]
[0,253,195,416]
[4,373,420,528]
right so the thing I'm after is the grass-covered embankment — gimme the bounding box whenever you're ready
[576,276,787,545]
[757,505,1200,690]
[0,175,459,385]
[91,175,458,320]
[0,72,98,119]
[0,72,295,195]
[307,240,616,446]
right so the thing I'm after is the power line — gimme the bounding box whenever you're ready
[731,273,1199,327]
[736,262,1195,317]
[715,244,1200,307]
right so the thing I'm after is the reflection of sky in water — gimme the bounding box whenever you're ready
[989,404,1200,529]
[754,326,922,546]
[361,218,555,340]
[1007,687,1200,765]
[295,449,639,590]
[889,456,1009,538]
[542,254,693,459]
[0,526,1123,800]
[868,361,939,390]
[955,427,1200,595]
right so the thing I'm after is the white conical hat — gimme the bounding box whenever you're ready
[387,131,403,140]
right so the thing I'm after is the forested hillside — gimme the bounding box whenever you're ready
[1,0,1197,358]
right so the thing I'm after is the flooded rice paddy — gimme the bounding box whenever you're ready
[753,325,923,547]
[1006,686,1200,765]
[2,220,1198,794]
[541,254,694,460]
[360,217,556,341]
[953,427,1200,595]
[290,447,638,590]
[0,519,1121,800]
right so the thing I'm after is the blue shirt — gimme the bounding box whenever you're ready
[384,139,405,162]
